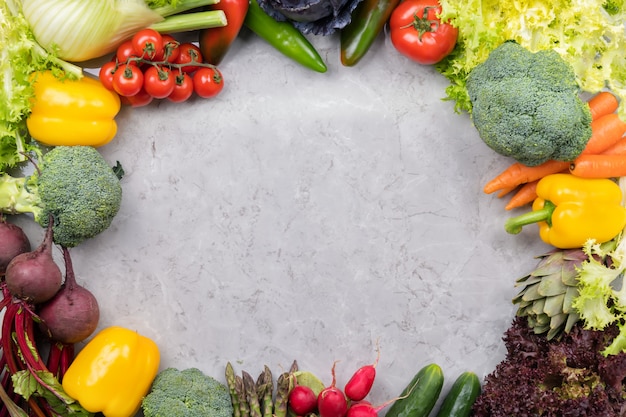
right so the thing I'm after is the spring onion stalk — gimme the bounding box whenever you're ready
[19,0,229,62]
[150,10,227,33]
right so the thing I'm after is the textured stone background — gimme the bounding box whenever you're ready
[17,29,551,411]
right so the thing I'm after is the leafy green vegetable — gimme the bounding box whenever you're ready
[472,316,626,416]
[436,0,626,118]
[12,370,93,416]
[571,179,626,355]
[0,0,81,173]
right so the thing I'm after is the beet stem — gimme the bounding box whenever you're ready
[14,308,48,373]
[1,303,22,375]
[13,307,75,408]
[61,247,77,290]
[58,344,74,379]
[46,343,63,379]
[0,381,28,417]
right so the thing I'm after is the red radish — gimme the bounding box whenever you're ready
[0,216,31,275]
[38,247,100,344]
[346,401,392,417]
[4,219,62,304]
[289,384,318,415]
[347,375,421,417]
[344,346,380,401]
[318,362,348,417]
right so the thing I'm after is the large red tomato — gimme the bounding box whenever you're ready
[389,0,458,65]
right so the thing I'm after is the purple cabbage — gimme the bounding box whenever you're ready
[257,0,364,35]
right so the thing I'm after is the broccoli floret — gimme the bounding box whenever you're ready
[466,41,593,167]
[142,368,234,417]
[0,146,122,248]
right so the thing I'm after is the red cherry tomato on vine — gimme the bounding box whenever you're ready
[132,28,164,60]
[168,72,194,103]
[120,88,154,107]
[116,40,141,65]
[143,66,176,99]
[112,64,144,97]
[193,67,224,98]
[98,61,118,91]
[153,34,180,63]
[389,0,458,65]
[175,43,204,73]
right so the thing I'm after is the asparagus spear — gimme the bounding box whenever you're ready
[274,371,294,417]
[258,366,274,417]
[236,373,250,417]
[243,371,263,417]
[226,362,242,417]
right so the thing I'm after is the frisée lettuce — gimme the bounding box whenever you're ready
[435,0,626,118]
[571,178,626,356]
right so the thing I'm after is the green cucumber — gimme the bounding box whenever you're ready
[435,371,482,417]
[386,363,444,417]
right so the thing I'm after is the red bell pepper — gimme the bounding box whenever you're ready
[198,0,249,65]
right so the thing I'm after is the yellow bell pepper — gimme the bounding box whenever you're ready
[505,173,626,249]
[62,326,160,417]
[26,71,121,147]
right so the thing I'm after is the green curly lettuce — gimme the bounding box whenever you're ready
[435,0,626,117]
[571,179,626,356]
[0,0,81,173]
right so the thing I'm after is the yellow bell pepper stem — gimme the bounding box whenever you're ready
[62,326,160,417]
[26,71,121,147]
[504,173,626,249]
[505,200,557,234]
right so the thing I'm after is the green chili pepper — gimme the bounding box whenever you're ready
[244,0,327,73]
[340,0,401,66]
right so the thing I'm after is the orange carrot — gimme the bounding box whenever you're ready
[497,185,517,198]
[601,136,626,156]
[580,113,626,155]
[505,180,539,210]
[483,160,570,194]
[588,91,620,121]
[570,154,626,178]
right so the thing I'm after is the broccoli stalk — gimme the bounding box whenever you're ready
[0,173,42,219]
[0,146,122,248]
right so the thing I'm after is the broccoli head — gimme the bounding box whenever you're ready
[142,367,234,417]
[0,145,122,247]
[466,41,592,167]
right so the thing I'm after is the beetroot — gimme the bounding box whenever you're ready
[0,216,31,275]
[4,219,62,304]
[38,247,100,344]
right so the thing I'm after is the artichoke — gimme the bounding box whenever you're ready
[513,248,588,340]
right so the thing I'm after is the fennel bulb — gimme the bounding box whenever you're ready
[21,0,164,62]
